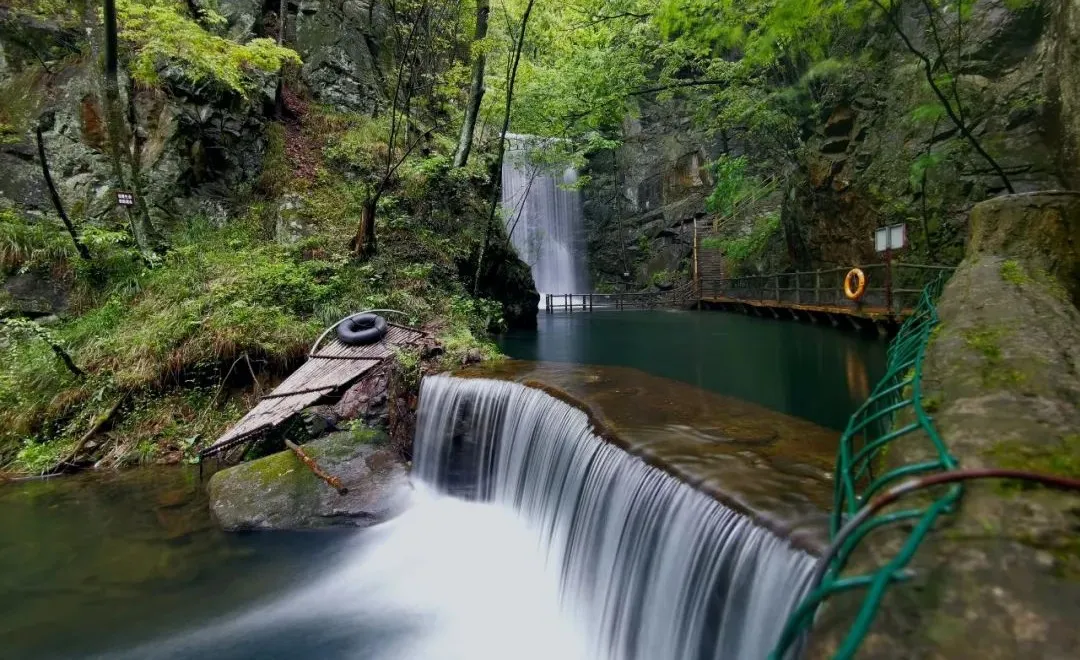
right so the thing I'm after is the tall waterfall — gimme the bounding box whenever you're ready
[502,139,589,294]
[414,376,817,660]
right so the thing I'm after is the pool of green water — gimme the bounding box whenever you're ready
[499,310,887,430]
[0,468,352,659]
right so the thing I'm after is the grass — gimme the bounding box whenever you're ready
[1000,259,1031,286]
[960,326,1026,388]
[1,98,508,474]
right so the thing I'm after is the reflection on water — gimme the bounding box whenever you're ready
[499,310,888,430]
[845,345,871,405]
[0,469,347,659]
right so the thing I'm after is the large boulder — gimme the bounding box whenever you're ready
[207,429,409,531]
[809,192,1080,659]
[968,190,1080,305]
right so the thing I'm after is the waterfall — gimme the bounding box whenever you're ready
[502,138,589,295]
[414,375,817,660]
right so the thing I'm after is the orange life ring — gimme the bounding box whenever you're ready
[844,268,867,301]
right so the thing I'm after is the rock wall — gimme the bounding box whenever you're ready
[809,192,1080,658]
[787,0,1064,269]
[581,98,718,290]
[1047,0,1080,188]
[584,0,1076,285]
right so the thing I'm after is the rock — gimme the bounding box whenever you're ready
[820,137,850,155]
[824,106,857,137]
[333,366,390,427]
[207,430,410,531]
[294,0,391,113]
[808,197,1080,659]
[214,0,264,42]
[1047,0,1080,189]
[472,225,539,329]
[968,191,1080,305]
[302,405,340,437]
[275,193,311,244]
[1,270,70,316]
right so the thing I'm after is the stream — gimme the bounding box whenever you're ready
[1,311,886,659]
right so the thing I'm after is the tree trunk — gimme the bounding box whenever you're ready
[473,0,535,295]
[102,0,156,253]
[453,0,489,168]
[353,196,379,258]
[36,126,91,260]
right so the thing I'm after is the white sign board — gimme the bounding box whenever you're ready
[874,223,906,252]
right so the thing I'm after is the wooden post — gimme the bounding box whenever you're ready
[774,275,780,303]
[885,249,894,316]
[815,270,821,305]
[795,272,801,304]
[589,293,593,312]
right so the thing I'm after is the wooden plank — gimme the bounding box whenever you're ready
[203,323,426,458]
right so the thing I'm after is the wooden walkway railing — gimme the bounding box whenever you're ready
[698,263,956,320]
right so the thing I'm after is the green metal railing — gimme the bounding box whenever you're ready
[771,275,960,659]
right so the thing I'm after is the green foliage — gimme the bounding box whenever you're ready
[116,0,301,97]
[704,155,749,216]
[909,152,945,190]
[0,208,78,272]
[701,211,780,269]
[1000,259,1030,286]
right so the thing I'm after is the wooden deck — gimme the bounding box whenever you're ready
[700,295,914,324]
[200,322,426,459]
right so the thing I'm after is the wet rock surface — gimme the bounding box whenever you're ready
[207,430,409,531]
[463,361,839,553]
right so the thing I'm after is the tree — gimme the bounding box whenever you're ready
[453,0,490,168]
[102,0,156,254]
[473,0,536,293]
[871,0,1014,193]
[351,0,466,257]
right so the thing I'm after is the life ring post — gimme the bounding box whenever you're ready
[844,267,867,302]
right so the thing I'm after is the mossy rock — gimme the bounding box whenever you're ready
[207,430,409,531]
[968,191,1080,306]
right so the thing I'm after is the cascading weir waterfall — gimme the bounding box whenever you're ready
[414,375,817,660]
[502,136,589,296]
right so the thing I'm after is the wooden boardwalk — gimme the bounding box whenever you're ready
[200,321,426,459]
[696,264,954,323]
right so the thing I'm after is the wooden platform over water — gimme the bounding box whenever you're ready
[201,321,426,459]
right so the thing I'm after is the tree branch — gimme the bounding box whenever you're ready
[36,125,91,260]
[874,0,1013,193]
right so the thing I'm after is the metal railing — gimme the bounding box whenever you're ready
[543,282,696,312]
[699,263,955,316]
[770,275,959,659]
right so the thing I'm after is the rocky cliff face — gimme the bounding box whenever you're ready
[581,98,716,290]
[583,0,1080,286]
[0,1,536,323]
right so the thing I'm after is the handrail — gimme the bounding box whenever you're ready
[769,274,957,659]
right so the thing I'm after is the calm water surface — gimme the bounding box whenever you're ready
[499,310,887,430]
[0,468,359,659]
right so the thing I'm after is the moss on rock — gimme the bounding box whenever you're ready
[207,430,409,531]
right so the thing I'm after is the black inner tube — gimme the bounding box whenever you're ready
[337,313,388,346]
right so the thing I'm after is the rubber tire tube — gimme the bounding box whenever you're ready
[337,313,388,345]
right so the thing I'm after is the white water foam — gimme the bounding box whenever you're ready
[502,141,589,296]
[116,376,815,660]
